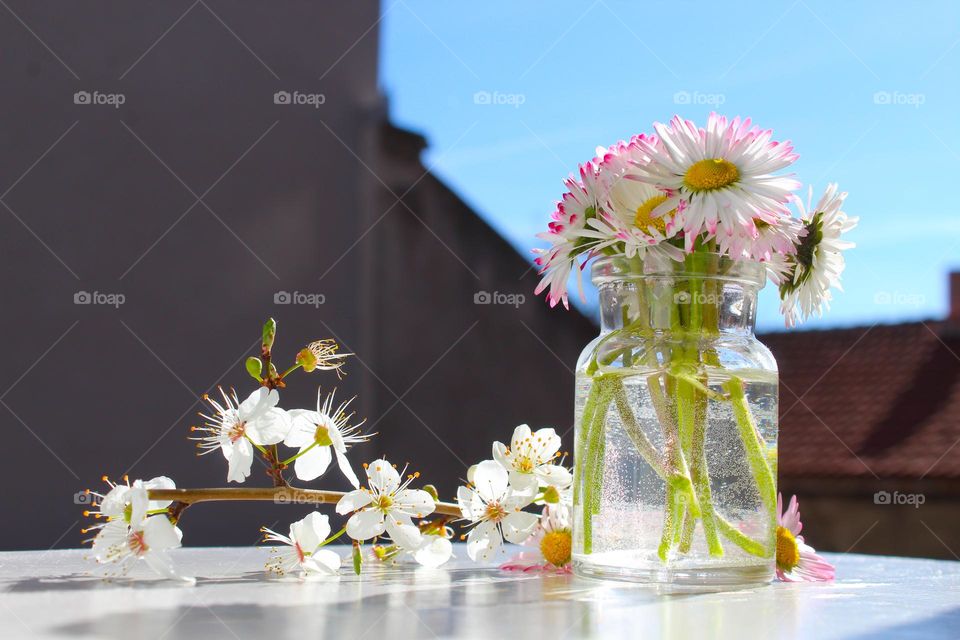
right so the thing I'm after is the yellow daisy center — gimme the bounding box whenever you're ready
[684,158,740,192]
[776,525,800,572]
[314,424,333,447]
[634,195,671,234]
[540,529,572,567]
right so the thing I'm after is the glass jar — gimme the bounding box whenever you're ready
[572,252,778,587]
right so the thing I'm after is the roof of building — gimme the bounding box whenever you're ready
[761,320,960,480]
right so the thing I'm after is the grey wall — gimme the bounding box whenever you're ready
[1,1,595,550]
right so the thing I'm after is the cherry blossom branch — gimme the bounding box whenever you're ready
[148,487,463,517]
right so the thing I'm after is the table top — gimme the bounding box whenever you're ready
[1,546,957,639]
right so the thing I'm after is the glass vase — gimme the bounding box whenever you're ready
[573,252,778,587]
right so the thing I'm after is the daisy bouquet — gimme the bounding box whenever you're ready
[535,114,854,583]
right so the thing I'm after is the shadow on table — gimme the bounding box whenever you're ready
[24,566,777,639]
[848,607,960,639]
[0,570,267,593]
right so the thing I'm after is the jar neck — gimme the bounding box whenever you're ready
[593,253,765,337]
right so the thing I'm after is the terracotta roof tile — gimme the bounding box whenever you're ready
[759,321,960,480]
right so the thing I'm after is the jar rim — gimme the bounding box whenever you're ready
[591,252,767,288]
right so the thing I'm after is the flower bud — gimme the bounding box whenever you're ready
[422,484,439,502]
[261,318,277,351]
[352,541,363,575]
[245,356,263,380]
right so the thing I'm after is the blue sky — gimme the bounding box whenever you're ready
[380,1,960,331]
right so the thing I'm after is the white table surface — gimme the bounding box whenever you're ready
[0,546,957,639]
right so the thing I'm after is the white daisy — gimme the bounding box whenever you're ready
[192,387,292,483]
[574,136,686,262]
[335,458,436,551]
[283,388,368,487]
[763,251,794,286]
[778,184,858,326]
[492,424,571,492]
[533,161,601,309]
[261,511,341,576]
[629,113,800,251]
[715,210,803,261]
[500,502,573,572]
[457,460,538,561]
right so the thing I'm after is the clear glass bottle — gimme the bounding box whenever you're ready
[573,252,778,587]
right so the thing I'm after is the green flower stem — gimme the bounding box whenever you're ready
[245,434,269,456]
[281,440,319,466]
[673,373,727,402]
[687,378,724,557]
[581,376,613,554]
[573,381,601,508]
[610,377,669,480]
[678,509,694,551]
[649,373,698,520]
[675,372,698,466]
[319,525,347,547]
[279,362,302,379]
[590,407,607,518]
[658,485,676,561]
[715,515,771,558]
[662,383,699,523]
[658,486,684,561]
[646,372,674,433]
[723,376,778,522]
[674,367,698,553]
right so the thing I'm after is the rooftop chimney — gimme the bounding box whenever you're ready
[951,272,960,325]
